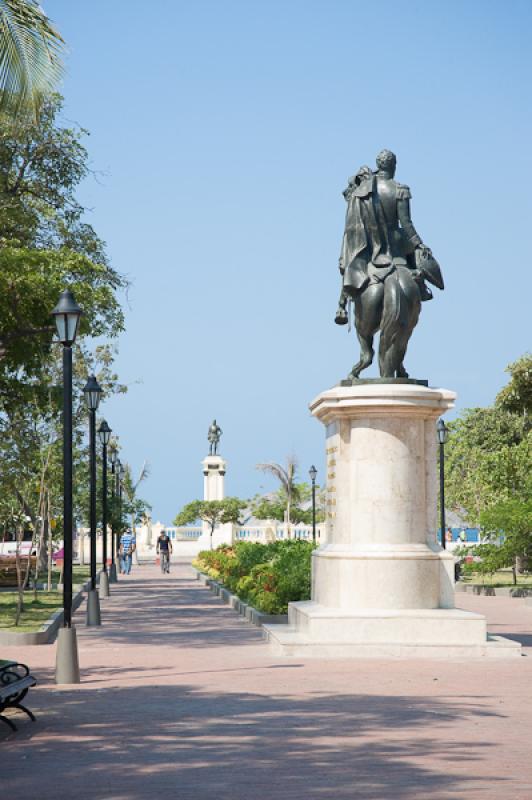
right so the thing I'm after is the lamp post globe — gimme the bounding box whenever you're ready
[52,289,83,347]
[51,289,83,346]
[98,419,112,446]
[83,374,102,412]
[437,418,449,445]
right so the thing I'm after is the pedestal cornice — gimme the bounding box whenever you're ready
[310,383,455,424]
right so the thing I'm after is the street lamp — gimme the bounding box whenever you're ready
[309,465,318,544]
[98,420,112,598]
[437,418,450,550]
[109,442,118,581]
[51,289,83,685]
[83,374,103,625]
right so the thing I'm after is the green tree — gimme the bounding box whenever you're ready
[445,406,529,527]
[480,499,532,583]
[446,354,531,579]
[174,498,246,550]
[0,0,65,119]
[0,97,126,392]
[496,353,531,418]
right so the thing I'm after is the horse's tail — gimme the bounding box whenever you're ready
[379,270,420,376]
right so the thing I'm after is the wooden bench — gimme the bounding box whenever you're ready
[0,660,36,732]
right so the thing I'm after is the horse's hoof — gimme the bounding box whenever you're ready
[335,308,348,325]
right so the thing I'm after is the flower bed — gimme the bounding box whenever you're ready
[192,540,314,615]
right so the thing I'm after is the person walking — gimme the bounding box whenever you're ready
[119,528,136,575]
[156,529,172,574]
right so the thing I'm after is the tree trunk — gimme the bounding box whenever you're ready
[47,499,53,591]
[33,493,48,600]
[15,524,24,626]
[516,555,528,574]
[512,561,517,585]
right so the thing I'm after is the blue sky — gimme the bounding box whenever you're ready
[46,0,532,523]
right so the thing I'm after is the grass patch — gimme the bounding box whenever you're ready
[462,570,532,588]
[44,565,91,586]
[0,591,64,632]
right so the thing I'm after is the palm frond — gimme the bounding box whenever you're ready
[0,0,65,118]
[256,462,290,492]
[256,456,298,494]
[133,460,150,492]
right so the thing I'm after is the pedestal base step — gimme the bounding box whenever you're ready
[263,625,521,658]
[264,600,522,659]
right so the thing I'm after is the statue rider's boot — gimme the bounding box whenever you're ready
[335,306,348,325]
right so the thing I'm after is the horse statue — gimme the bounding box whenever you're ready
[335,150,444,379]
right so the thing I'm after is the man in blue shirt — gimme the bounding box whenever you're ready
[119,529,136,575]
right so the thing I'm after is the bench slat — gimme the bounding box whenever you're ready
[0,676,36,700]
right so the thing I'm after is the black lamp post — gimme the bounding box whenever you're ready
[83,374,103,625]
[437,418,450,550]
[309,465,318,544]
[98,420,112,597]
[109,443,118,581]
[51,289,83,684]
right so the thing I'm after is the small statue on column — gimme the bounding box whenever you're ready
[207,419,222,455]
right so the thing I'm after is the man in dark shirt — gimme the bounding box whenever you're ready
[156,529,172,574]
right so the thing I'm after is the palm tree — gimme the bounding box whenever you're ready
[256,456,299,537]
[122,461,150,534]
[0,0,65,119]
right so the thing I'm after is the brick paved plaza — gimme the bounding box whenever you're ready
[2,560,532,800]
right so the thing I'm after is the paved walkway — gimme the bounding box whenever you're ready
[2,560,532,800]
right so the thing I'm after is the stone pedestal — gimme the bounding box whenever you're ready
[195,454,233,551]
[264,383,520,658]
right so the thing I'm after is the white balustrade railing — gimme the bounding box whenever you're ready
[234,524,325,543]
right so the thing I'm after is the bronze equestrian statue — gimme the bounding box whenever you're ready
[335,150,444,379]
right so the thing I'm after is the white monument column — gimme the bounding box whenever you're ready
[264,383,520,657]
[194,454,233,550]
[202,455,226,502]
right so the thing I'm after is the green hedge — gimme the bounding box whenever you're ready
[193,540,314,615]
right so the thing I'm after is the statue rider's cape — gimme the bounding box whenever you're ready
[342,175,443,296]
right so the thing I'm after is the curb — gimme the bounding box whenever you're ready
[191,567,288,627]
[455,583,532,597]
[0,580,90,645]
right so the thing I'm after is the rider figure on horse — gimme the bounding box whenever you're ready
[335,150,444,379]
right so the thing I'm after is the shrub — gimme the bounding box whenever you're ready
[194,540,314,614]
